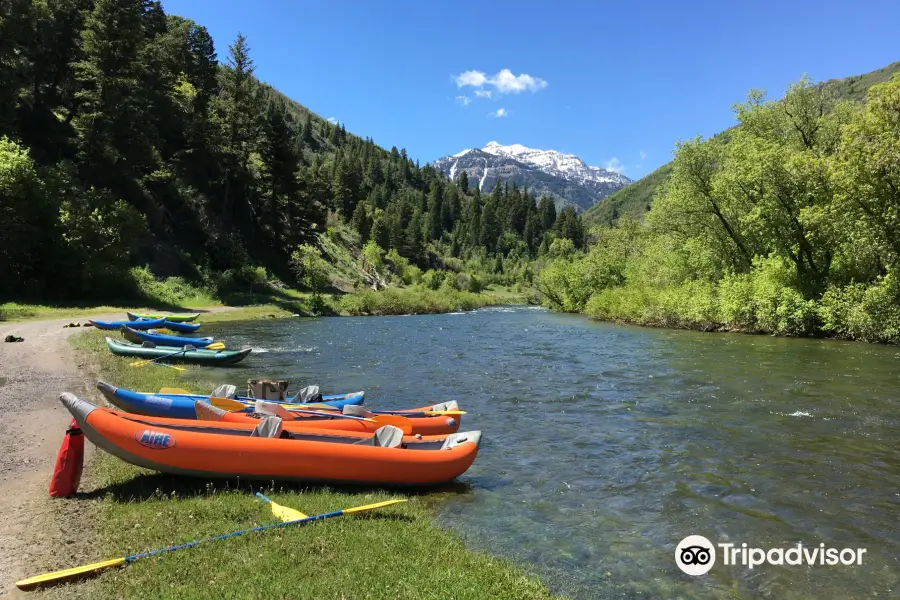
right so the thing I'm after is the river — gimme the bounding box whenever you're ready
[199,306,900,599]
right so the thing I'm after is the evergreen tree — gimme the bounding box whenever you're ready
[351,201,371,241]
[426,182,443,239]
[538,196,557,231]
[371,213,391,250]
[217,32,262,226]
[555,206,585,248]
[480,200,500,252]
[73,0,155,189]
[458,170,469,193]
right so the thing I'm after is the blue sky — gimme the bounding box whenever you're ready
[161,0,899,180]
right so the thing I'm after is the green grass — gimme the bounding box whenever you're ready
[62,327,560,600]
[333,286,507,316]
[0,302,143,322]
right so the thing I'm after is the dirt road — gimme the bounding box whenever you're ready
[0,309,233,595]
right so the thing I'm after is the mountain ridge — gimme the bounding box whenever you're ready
[582,60,900,227]
[432,142,631,212]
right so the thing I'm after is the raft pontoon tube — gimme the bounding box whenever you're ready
[62,394,480,486]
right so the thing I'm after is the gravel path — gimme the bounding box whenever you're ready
[0,308,234,595]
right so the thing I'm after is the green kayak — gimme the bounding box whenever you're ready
[127,311,200,323]
[105,337,251,366]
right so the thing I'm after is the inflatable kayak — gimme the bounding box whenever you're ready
[97,382,460,436]
[98,381,364,419]
[121,326,214,348]
[105,337,251,365]
[153,319,201,333]
[89,317,166,331]
[88,401,454,444]
[62,394,481,486]
[128,311,200,322]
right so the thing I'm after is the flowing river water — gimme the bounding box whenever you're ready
[199,306,899,599]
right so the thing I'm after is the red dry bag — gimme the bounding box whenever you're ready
[48,418,84,498]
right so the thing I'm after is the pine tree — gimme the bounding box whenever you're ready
[371,214,391,250]
[556,206,585,248]
[73,0,155,187]
[538,196,557,231]
[427,183,443,239]
[351,201,371,241]
[480,200,499,252]
[458,170,469,193]
[217,32,263,225]
[301,117,313,144]
[260,102,302,242]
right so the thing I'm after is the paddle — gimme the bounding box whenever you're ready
[207,397,377,422]
[206,397,414,434]
[15,498,407,590]
[301,404,467,417]
[255,492,307,520]
[204,342,225,350]
[129,345,195,369]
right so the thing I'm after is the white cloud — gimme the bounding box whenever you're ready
[456,70,488,87]
[604,157,625,173]
[455,95,471,106]
[474,90,493,99]
[326,117,338,124]
[488,108,508,118]
[639,151,647,160]
[455,69,547,94]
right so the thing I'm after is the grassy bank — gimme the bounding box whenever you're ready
[333,285,519,316]
[61,326,558,599]
[3,284,527,323]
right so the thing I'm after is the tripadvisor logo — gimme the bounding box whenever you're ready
[675,535,867,576]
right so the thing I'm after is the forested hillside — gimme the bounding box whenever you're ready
[583,61,900,228]
[0,0,583,304]
[539,73,900,343]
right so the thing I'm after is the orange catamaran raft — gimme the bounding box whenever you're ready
[60,394,481,486]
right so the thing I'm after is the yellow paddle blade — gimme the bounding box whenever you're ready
[204,343,225,350]
[269,500,308,522]
[15,557,126,590]
[208,396,249,411]
[160,387,192,395]
[342,498,408,515]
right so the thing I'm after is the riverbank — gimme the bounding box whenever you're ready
[3,310,556,598]
[2,285,525,323]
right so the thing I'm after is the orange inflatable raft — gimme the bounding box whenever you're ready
[61,394,481,486]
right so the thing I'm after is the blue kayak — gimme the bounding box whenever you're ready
[121,326,214,348]
[89,317,166,331]
[155,319,201,333]
[96,381,366,420]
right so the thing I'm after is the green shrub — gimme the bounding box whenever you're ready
[820,271,900,343]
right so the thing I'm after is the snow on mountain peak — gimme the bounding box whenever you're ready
[477,141,628,185]
[432,141,631,212]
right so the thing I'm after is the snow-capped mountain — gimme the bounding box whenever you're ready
[432,142,631,212]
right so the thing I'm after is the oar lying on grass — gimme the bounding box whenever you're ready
[206,396,415,434]
[129,345,196,370]
[15,498,407,590]
[255,492,307,520]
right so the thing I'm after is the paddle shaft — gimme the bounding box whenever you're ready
[133,345,195,366]
[16,499,406,590]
